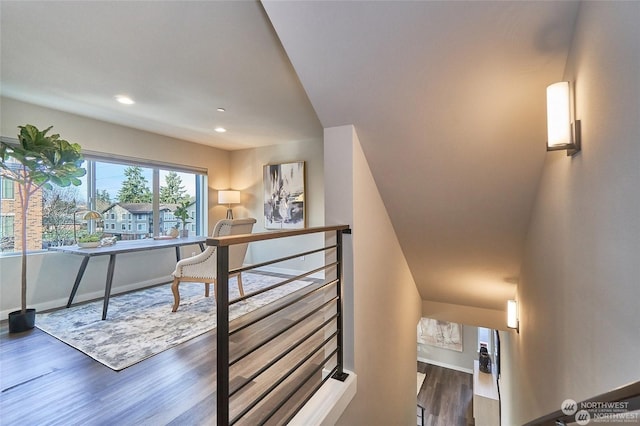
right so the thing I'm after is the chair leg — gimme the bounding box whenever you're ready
[205,283,210,297]
[171,277,181,312]
[237,273,245,297]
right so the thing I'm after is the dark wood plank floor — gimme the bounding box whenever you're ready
[417,361,475,426]
[0,276,333,425]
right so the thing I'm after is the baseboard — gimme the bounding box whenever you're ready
[417,356,473,374]
[0,276,172,318]
[254,265,325,280]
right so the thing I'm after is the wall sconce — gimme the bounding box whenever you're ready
[546,81,581,156]
[507,299,519,333]
[218,190,240,219]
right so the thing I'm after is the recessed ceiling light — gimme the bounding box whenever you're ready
[115,95,135,105]
[214,127,227,133]
[216,107,226,112]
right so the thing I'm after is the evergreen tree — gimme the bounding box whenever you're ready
[96,189,112,212]
[159,171,189,204]
[117,166,152,203]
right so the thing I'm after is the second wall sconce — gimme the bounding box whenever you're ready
[546,81,581,156]
[507,299,519,333]
[218,190,240,219]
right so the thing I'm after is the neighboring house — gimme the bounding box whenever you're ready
[0,176,43,252]
[102,202,195,239]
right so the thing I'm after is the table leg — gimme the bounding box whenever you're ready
[175,246,181,262]
[102,254,117,320]
[67,256,90,308]
[199,242,205,252]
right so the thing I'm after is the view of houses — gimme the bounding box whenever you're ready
[0,166,196,251]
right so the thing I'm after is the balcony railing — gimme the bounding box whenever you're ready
[209,224,351,425]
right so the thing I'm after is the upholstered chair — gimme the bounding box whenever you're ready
[171,218,256,312]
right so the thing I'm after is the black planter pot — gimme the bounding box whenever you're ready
[8,308,36,333]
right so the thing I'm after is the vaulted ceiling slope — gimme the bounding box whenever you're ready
[263,1,581,310]
[0,1,321,150]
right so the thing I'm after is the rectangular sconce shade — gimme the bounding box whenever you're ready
[507,299,518,331]
[546,81,581,155]
[547,82,571,147]
[218,190,240,205]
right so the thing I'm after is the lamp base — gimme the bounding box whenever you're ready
[226,208,234,219]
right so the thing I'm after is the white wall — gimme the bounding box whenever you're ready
[0,97,228,316]
[501,2,640,424]
[325,125,422,426]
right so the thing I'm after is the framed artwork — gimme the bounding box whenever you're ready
[263,161,306,230]
[417,318,463,352]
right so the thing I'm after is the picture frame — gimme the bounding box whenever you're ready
[263,161,306,230]
[417,318,463,352]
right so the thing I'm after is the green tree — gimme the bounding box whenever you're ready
[96,189,112,212]
[159,171,189,204]
[117,166,151,203]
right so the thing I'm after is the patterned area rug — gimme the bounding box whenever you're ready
[36,272,312,371]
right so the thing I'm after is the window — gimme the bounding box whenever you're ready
[1,178,14,199]
[1,215,15,252]
[1,150,206,254]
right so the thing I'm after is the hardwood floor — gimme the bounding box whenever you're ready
[417,361,475,426]
[0,278,334,425]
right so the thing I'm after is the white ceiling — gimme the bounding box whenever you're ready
[1,0,581,311]
[0,1,322,150]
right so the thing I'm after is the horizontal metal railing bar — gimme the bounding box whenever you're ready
[231,245,336,276]
[230,297,338,367]
[229,263,337,306]
[281,364,340,425]
[263,350,340,425]
[230,334,338,425]
[229,320,338,398]
[230,280,339,336]
[208,224,351,247]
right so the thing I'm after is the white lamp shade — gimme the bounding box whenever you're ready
[218,190,240,205]
[507,299,518,329]
[546,81,572,148]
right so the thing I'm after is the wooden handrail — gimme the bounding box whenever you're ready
[207,224,350,247]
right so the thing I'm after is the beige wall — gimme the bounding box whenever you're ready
[501,2,640,424]
[229,138,325,271]
[1,97,232,230]
[326,125,422,426]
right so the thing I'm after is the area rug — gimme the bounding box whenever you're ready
[36,272,313,371]
[417,372,426,395]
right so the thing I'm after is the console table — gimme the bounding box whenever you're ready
[49,236,206,320]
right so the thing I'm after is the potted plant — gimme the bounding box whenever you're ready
[173,201,191,237]
[0,125,85,333]
[77,232,103,248]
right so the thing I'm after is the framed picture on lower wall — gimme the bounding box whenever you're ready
[417,318,463,352]
[263,161,306,230]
